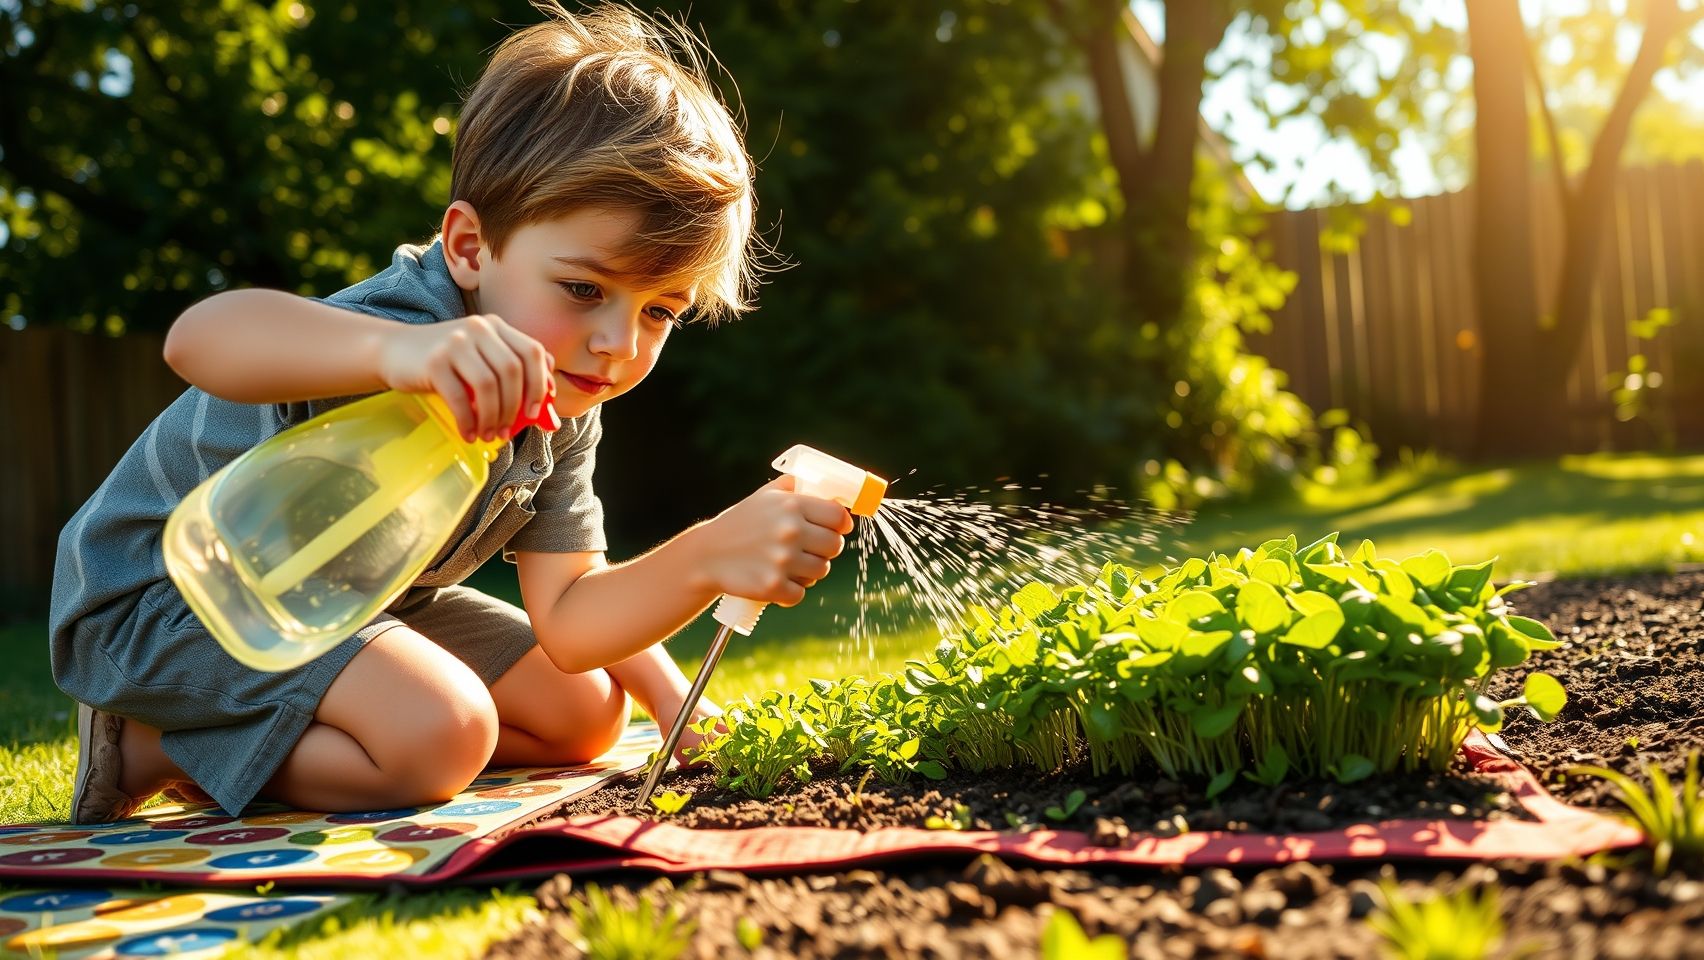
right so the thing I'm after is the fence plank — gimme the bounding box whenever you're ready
[1258,163,1703,458]
[2,329,184,611]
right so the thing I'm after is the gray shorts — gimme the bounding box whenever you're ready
[54,580,536,815]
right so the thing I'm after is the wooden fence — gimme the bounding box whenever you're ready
[1,328,186,613]
[1250,160,1704,454]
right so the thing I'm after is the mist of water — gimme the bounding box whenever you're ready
[827,482,1189,667]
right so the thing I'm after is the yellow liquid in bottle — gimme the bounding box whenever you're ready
[165,392,494,671]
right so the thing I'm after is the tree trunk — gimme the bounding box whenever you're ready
[1546,0,1683,380]
[1466,0,1546,458]
[1470,0,1686,457]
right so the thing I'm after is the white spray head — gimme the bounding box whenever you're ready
[713,444,888,635]
[771,444,888,517]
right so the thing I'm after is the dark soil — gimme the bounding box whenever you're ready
[485,571,1704,959]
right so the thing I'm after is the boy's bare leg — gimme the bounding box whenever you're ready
[116,719,190,799]
[485,645,631,766]
[260,626,499,811]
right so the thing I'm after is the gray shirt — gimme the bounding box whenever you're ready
[49,240,607,646]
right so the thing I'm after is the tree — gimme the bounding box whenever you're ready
[1467,0,1702,455]
[0,1,507,334]
[1465,0,1542,458]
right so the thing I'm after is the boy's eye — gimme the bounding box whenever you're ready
[647,306,680,325]
[559,280,600,300]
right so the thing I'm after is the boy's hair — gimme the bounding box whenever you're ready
[452,2,759,320]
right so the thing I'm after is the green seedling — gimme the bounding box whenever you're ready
[1571,750,1704,875]
[1041,907,1123,960]
[647,790,692,815]
[925,802,973,831]
[1366,880,1508,960]
[567,883,695,960]
[1003,810,1032,831]
[735,916,764,952]
[1044,789,1087,822]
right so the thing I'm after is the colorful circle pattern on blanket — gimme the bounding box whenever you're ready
[0,889,348,960]
[0,720,660,885]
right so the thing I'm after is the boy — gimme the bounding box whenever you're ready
[49,3,852,823]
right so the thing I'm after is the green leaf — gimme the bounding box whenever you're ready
[1329,754,1375,784]
[1400,549,1452,589]
[915,760,948,780]
[1446,559,1495,601]
[1042,908,1124,960]
[648,789,693,815]
[1252,743,1290,785]
[1045,788,1087,821]
[1164,590,1226,624]
[1505,615,1561,650]
[1252,557,1291,585]
[1190,702,1243,739]
[736,916,764,951]
[1013,583,1061,620]
[1282,608,1344,649]
[1523,673,1567,721]
[1236,580,1290,633]
[1084,701,1120,742]
[1206,768,1237,799]
[1485,622,1530,669]
[1289,590,1339,617]
[1181,629,1234,658]
[1134,617,1187,650]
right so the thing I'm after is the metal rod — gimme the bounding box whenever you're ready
[632,621,736,812]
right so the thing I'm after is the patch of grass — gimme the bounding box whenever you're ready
[223,886,540,960]
[1176,452,1704,581]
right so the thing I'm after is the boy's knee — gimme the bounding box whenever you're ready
[538,681,630,765]
[386,688,499,801]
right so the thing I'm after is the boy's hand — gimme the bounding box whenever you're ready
[377,314,554,442]
[702,475,854,606]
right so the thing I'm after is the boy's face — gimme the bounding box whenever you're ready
[464,207,694,420]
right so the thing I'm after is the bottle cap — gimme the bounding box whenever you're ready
[508,383,561,437]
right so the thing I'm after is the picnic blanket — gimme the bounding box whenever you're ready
[0,724,1645,956]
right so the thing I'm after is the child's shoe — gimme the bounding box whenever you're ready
[71,702,148,824]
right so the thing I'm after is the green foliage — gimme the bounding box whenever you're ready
[682,535,1566,799]
[1605,308,1678,442]
[566,884,695,960]
[735,916,764,952]
[0,2,493,333]
[647,789,692,815]
[1040,906,1123,960]
[1043,789,1086,822]
[924,802,973,831]
[1367,880,1505,960]
[1571,751,1704,876]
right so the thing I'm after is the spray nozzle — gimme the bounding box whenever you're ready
[771,444,887,517]
[712,445,886,635]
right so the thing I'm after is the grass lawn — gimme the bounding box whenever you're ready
[3,450,1702,956]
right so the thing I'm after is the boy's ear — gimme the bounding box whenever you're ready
[440,200,486,291]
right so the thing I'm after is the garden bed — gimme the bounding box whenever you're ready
[487,570,1704,959]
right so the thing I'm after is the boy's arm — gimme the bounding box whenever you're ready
[162,288,552,441]
[514,476,852,678]
[513,525,724,679]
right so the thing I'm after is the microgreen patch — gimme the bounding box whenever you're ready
[683,535,1566,803]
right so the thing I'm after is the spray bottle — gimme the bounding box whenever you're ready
[632,444,887,811]
[163,388,559,672]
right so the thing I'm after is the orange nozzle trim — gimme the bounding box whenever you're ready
[850,471,888,517]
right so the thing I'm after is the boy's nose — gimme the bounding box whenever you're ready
[588,308,640,360]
